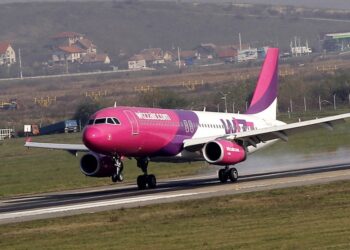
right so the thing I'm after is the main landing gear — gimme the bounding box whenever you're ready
[111,157,124,183]
[218,166,238,183]
[136,158,157,190]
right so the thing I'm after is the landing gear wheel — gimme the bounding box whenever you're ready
[147,174,157,189]
[111,173,124,183]
[137,175,147,190]
[218,169,228,183]
[228,168,238,182]
[111,174,118,183]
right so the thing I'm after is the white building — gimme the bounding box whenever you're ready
[237,48,258,62]
[0,42,16,66]
[128,54,147,69]
[52,46,86,63]
[291,46,312,56]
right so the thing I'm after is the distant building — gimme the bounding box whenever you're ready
[237,48,258,62]
[76,38,97,54]
[128,54,147,69]
[51,32,84,48]
[140,48,163,58]
[50,32,110,65]
[196,43,217,59]
[52,46,86,63]
[216,48,237,62]
[128,48,166,69]
[179,50,198,65]
[322,32,350,52]
[81,53,111,64]
[290,38,312,56]
[0,42,16,66]
[163,50,176,62]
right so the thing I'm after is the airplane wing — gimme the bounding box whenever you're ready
[183,113,350,151]
[24,141,89,155]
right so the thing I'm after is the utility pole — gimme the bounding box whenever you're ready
[303,96,307,112]
[334,94,336,110]
[18,48,23,79]
[239,33,242,51]
[177,47,181,69]
[319,95,322,111]
[220,92,230,113]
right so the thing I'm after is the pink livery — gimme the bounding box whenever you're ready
[25,48,350,190]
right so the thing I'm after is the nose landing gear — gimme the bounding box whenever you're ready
[111,157,124,183]
[136,158,157,190]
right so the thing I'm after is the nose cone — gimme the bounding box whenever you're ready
[83,127,104,152]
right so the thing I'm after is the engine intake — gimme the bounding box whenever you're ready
[203,140,246,165]
[80,153,115,177]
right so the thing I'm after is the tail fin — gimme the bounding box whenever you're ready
[245,48,279,121]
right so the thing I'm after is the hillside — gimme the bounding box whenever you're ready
[2,1,350,10]
[1,1,350,66]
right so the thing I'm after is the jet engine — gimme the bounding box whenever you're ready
[80,153,115,177]
[202,139,246,165]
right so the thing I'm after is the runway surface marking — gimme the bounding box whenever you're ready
[0,193,197,220]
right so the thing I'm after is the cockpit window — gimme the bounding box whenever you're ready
[107,118,115,124]
[112,118,120,124]
[90,117,121,125]
[94,118,106,124]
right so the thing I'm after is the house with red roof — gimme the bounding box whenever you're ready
[81,53,111,64]
[51,32,84,47]
[216,48,237,62]
[52,46,86,63]
[0,42,16,66]
[76,38,97,54]
[128,48,166,69]
[50,32,110,65]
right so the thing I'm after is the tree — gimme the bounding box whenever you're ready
[73,100,104,126]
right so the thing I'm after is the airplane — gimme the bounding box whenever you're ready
[25,48,350,190]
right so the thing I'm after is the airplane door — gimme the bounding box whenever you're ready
[123,110,139,135]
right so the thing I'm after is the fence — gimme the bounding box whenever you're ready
[0,129,14,140]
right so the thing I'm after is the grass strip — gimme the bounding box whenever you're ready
[1,180,350,249]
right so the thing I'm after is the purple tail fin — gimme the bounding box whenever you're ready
[245,48,279,120]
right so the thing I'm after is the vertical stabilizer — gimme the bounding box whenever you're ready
[245,48,279,121]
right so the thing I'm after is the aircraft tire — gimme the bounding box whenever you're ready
[111,174,118,183]
[137,175,147,190]
[229,168,238,182]
[218,169,228,183]
[147,174,157,189]
[117,173,124,182]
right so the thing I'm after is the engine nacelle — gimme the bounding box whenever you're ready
[203,140,246,165]
[80,153,115,177]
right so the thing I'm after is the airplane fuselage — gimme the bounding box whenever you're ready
[83,106,285,161]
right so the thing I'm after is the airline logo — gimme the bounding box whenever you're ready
[135,112,171,121]
[226,146,240,152]
[221,118,255,134]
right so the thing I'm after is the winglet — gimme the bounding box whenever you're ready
[245,48,279,121]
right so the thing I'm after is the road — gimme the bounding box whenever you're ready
[1,157,350,225]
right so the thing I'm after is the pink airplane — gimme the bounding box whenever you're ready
[25,48,350,190]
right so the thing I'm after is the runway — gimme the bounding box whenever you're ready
[1,159,350,225]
